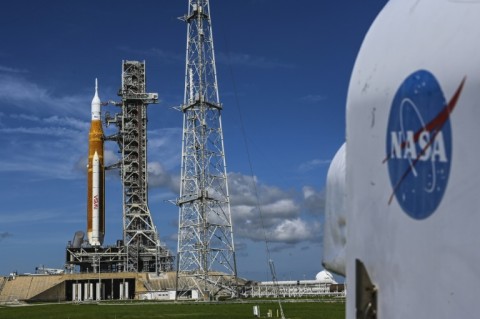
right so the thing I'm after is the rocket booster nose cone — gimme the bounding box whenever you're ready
[91,78,101,120]
[93,151,99,162]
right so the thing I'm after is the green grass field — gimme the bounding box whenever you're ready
[0,301,345,319]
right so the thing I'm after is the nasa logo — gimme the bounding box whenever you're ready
[93,195,99,209]
[385,70,465,219]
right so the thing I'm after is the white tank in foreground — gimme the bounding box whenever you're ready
[345,0,480,318]
[322,143,346,276]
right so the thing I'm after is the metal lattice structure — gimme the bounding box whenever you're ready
[106,60,174,273]
[176,0,238,300]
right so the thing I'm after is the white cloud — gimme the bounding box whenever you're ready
[0,73,89,117]
[0,112,89,180]
[269,218,321,244]
[261,199,298,217]
[43,115,89,131]
[298,158,331,173]
[147,128,182,170]
[228,172,322,247]
[229,172,291,207]
[148,161,179,192]
[0,65,28,74]
[0,125,82,138]
[302,186,325,216]
[104,149,120,167]
[144,127,182,193]
[0,74,119,182]
[9,113,40,121]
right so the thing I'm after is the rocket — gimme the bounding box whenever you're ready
[87,79,105,246]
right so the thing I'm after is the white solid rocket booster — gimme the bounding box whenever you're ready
[91,151,100,246]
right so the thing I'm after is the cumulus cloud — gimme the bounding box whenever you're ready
[104,149,120,167]
[148,161,179,193]
[229,173,292,207]
[228,172,322,247]
[269,218,321,244]
[302,186,325,216]
[147,128,182,170]
[143,127,182,193]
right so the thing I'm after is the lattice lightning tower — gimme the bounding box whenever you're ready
[176,0,238,299]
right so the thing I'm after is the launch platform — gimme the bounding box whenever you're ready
[0,271,241,302]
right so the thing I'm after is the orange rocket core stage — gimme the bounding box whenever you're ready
[87,119,105,245]
[86,79,105,247]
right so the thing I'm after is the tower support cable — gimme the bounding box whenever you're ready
[223,26,286,319]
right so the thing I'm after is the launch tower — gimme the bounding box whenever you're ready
[66,61,174,275]
[106,60,173,273]
[176,0,238,299]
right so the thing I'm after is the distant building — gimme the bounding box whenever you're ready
[248,270,345,298]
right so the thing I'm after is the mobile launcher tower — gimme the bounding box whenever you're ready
[66,60,174,274]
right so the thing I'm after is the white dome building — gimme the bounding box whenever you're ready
[315,270,337,284]
[251,269,343,298]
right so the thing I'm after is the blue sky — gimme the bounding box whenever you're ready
[0,1,387,280]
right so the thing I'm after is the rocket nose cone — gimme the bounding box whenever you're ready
[91,78,101,120]
[92,79,101,105]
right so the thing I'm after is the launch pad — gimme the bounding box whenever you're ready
[0,271,244,302]
[64,0,236,300]
[65,60,174,276]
